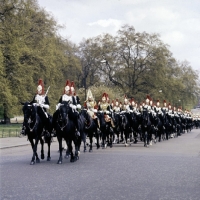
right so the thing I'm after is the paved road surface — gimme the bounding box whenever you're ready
[1,129,200,200]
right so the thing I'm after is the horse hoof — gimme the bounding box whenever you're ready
[57,160,62,164]
[47,157,51,161]
[89,149,92,152]
[41,154,45,160]
[70,159,74,162]
[36,158,40,163]
[30,161,35,165]
[78,151,80,156]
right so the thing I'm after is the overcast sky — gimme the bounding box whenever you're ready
[37,0,200,71]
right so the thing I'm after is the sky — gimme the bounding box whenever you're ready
[37,0,200,71]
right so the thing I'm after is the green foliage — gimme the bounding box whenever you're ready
[0,0,199,119]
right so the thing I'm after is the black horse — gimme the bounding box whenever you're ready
[141,109,152,147]
[81,110,100,152]
[120,112,131,146]
[111,112,121,144]
[96,111,114,148]
[21,102,52,165]
[154,112,165,142]
[54,101,79,164]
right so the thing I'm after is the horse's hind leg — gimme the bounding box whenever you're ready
[69,141,76,162]
[95,130,100,149]
[89,134,93,152]
[46,137,51,161]
[40,138,45,160]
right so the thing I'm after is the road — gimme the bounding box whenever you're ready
[1,129,200,200]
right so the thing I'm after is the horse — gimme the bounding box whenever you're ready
[154,112,165,142]
[81,109,100,152]
[74,109,86,153]
[128,111,142,144]
[21,102,52,165]
[141,109,152,147]
[54,101,80,164]
[111,112,121,144]
[96,111,113,148]
[120,111,131,146]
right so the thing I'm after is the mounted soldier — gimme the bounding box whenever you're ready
[113,99,121,113]
[52,80,79,136]
[98,93,110,120]
[85,89,98,119]
[21,79,51,136]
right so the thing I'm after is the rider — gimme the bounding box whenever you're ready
[98,92,115,128]
[21,79,51,135]
[85,89,100,128]
[113,99,121,113]
[85,89,98,119]
[52,80,76,136]
[70,81,82,136]
[143,95,151,113]
[122,95,131,112]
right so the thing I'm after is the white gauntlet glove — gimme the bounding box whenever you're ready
[42,104,49,109]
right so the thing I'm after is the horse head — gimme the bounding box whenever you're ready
[21,102,33,126]
[59,101,71,124]
[142,110,151,127]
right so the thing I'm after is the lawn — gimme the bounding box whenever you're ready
[0,124,22,138]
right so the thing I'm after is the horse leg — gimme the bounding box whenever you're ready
[46,136,51,161]
[89,134,93,152]
[69,141,75,162]
[83,132,87,152]
[102,131,107,149]
[57,137,63,164]
[95,130,100,149]
[29,138,36,165]
[109,132,113,148]
[133,131,138,144]
[40,138,45,160]
[65,140,70,159]
[124,130,128,147]
[143,131,147,147]
[31,137,40,165]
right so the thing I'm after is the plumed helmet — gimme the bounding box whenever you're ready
[106,93,109,100]
[115,99,119,106]
[102,93,107,101]
[71,81,75,92]
[64,80,71,93]
[87,89,94,101]
[124,95,128,103]
[37,79,44,94]
[146,95,150,103]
